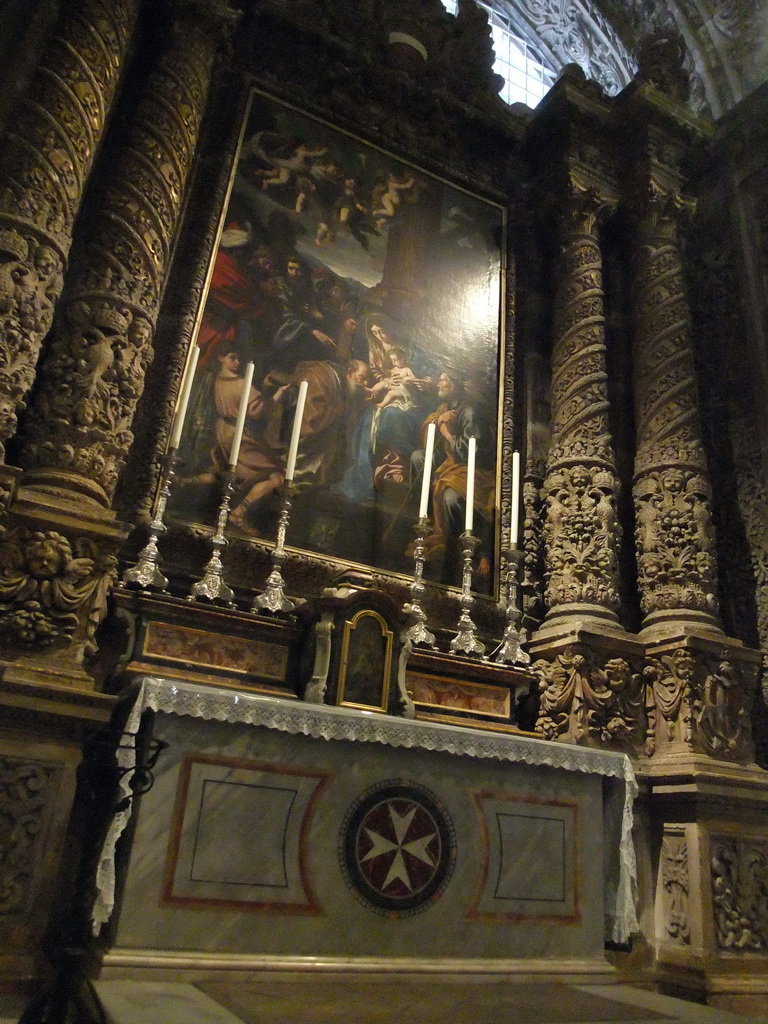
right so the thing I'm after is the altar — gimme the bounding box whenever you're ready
[100,677,637,983]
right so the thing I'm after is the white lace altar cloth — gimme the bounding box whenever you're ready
[94,676,638,943]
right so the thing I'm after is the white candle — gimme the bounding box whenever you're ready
[168,343,200,449]
[510,449,521,547]
[418,422,436,518]
[285,379,308,481]
[465,436,476,533]
[229,361,255,468]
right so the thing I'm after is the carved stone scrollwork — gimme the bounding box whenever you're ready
[532,642,643,746]
[542,184,622,626]
[631,186,720,632]
[644,644,758,762]
[0,758,58,917]
[661,830,690,945]
[17,0,238,507]
[0,526,117,667]
[0,0,140,460]
[711,838,768,952]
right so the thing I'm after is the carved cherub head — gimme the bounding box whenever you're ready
[25,533,71,579]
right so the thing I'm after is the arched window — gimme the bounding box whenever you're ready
[441,0,556,107]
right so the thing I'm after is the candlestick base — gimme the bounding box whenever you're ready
[449,531,485,658]
[122,449,179,592]
[490,547,530,667]
[252,483,295,615]
[404,517,437,648]
[188,470,236,607]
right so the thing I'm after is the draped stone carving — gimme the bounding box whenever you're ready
[542,184,622,625]
[17,0,237,508]
[644,642,759,762]
[533,642,643,746]
[0,0,139,460]
[631,185,720,632]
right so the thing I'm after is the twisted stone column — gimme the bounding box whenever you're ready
[631,187,721,637]
[541,184,622,630]
[0,0,139,458]
[18,0,237,509]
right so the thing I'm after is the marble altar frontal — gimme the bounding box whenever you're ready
[107,680,633,973]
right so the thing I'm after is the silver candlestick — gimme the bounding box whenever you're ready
[122,448,180,591]
[450,531,485,657]
[404,516,437,648]
[188,469,236,606]
[492,546,530,666]
[252,482,295,614]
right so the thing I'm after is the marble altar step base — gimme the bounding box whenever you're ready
[19,978,762,1024]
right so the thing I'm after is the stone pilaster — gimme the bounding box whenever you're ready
[540,182,623,633]
[17,0,238,512]
[0,0,139,460]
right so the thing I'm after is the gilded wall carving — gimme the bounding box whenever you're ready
[0,758,59,917]
[660,831,690,944]
[533,642,643,745]
[711,838,768,951]
[0,0,139,459]
[18,0,237,505]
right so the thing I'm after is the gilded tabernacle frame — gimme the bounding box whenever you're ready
[170,88,510,597]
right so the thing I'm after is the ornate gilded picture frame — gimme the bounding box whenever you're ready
[170,88,509,596]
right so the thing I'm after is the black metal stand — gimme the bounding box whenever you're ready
[18,697,166,1024]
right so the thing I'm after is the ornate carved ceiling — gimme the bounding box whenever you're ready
[506,0,767,118]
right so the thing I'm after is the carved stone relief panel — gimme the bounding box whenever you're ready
[660,828,691,945]
[0,756,61,920]
[711,837,768,952]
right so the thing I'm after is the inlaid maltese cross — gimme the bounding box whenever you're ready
[360,802,436,892]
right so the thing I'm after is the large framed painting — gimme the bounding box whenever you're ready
[170,89,507,596]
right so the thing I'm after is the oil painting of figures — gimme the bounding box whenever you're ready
[171,90,505,594]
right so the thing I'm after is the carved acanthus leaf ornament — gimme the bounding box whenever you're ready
[711,839,768,952]
[0,758,58,917]
[532,642,643,745]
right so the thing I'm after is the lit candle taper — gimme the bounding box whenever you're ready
[229,361,255,468]
[465,436,476,533]
[418,422,436,519]
[285,380,308,482]
[168,343,200,449]
[510,450,521,547]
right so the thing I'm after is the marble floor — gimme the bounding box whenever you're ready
[4,978,768,1024]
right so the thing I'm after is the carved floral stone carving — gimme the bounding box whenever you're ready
[661,831,690,944]
[18,0,237,506]
[542,184,622,623]
[0,0,139,458]
[644,645,758,761]
[0,527,116,663]
[631,182,720,629]
[711,838,768,952]
[532,642,643,745]
[0,758,58,917]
